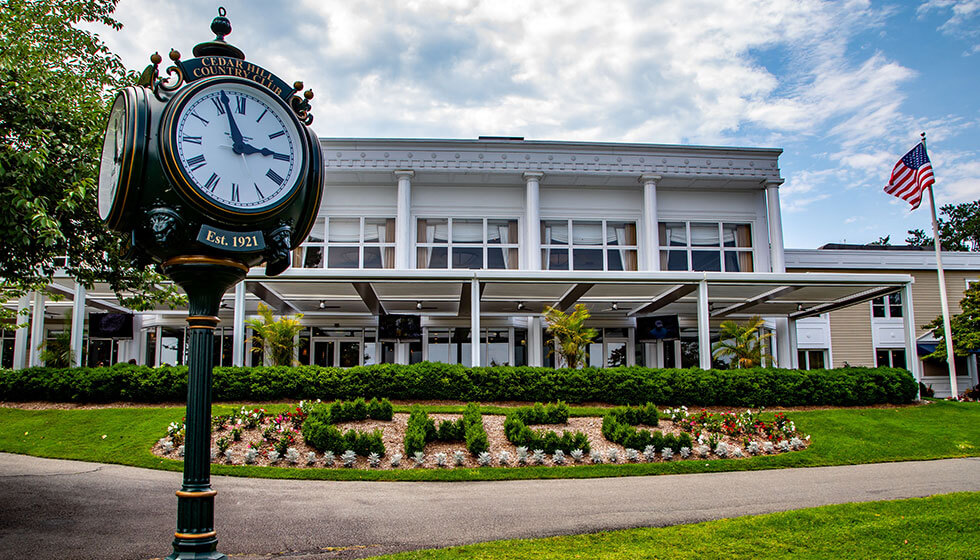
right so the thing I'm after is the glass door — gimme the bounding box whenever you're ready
[312,337,362,367]
[312,339,334,367]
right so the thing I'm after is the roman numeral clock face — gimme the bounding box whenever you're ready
[164,79,305,216]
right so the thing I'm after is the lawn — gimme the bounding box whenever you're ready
[0,400,977,481]
[366,492,980,559]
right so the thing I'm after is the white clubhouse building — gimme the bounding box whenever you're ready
[6,137,977,396]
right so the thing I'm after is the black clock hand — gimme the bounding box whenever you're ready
[239,143,287,159]
[219,90,245,152]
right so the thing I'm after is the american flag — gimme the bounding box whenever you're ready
[883,142,935,210]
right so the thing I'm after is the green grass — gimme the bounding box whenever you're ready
[0,401,977,481]
[367,492,980,559]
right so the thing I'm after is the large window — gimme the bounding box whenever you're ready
[871,293,903,318]
[541,219,637,271]
[293,217,395,269]
[417,218,519,269]
[876,348,906,369]
[0,329,15,369]
[659,221,753,272]
[426,327,527,366]
[797,349,826,370]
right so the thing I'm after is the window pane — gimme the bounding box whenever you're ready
[487,329,509,366]
[487,247,511,269]
[425,247,448,268]
[327,245,359,268]
[572,221,603,245]
[661,222,686,246]
[418,218,448,243]
[606,341,627,367]
[875,349,889,367]
[364,218,395,243]
[872,298,885,318]
[889,292,903,317]
[573,248,603,270]
[606,221,636,246]
[542,220,568,245]
[809,350,825,369]
[662,250,688,271]
[363,247,384,269]
[514,328,528,367]
[545,248,568,270]
[690,223,720,246]
[607,249,638,270]
[692,250,721,271]
[798,350,807,369]
[488,219,518,244]
[302,246,323,268]
[363,330,377,366]
[328,218,360,243]
[453,219,484,243]
[428,329,451,363]
[452,247,483,269]
[892,349,906,369]
[723,223,752,247]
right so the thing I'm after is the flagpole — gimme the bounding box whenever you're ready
[922,132,959,398]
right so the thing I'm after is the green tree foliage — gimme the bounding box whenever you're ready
[924,283,980,360]
[906,200,980,251]
[245,303,304,366]
[0,0,182,317]
[712,315,773,369]
[543,303,598,369]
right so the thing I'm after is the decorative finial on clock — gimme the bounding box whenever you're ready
[193,6,245,60]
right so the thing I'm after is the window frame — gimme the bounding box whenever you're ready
[540,218,639,271]
[415,216,520,270]
[293,216,397,270]
[871,292,903,318]
[658,220,754,272]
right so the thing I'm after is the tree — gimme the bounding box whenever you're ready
[0,0,182,319]
[905,200,980,251]
[867,235,891,246]
[245,304,304,366]
[543,304,598,369]
[711,315,773,369]
[923,283,980,361]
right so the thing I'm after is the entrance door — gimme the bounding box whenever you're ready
[312,337,362,367]
[605,338,629,367]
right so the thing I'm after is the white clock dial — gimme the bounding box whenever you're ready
[172,81,303,212]
[98,95,127,221]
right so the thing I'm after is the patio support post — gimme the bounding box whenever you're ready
[71,283,86,367]
[697,280,711,369]
[775,319,791,368]
[786,317,798,369]
[395,170,414,270]
[901,282,921,389]
[13,295,30,369]
[640,174,661,271]
[29,291,45,367]
[528,316,542,366]
[232,281,246,367]
[470,278,481,366]
[523,172,543,270]
[765,180,786,273]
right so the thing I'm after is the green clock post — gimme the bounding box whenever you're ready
[96,8,323,559]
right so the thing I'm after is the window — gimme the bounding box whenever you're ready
[0,328,15,369]
[871,293,903,318]
[876,348,907,369]
[659,221,753,272]
[417,218,519,269]
[541,219,637,271]
[797,349,826,370]
[293,217,395,269]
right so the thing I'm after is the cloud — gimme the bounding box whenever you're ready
[918,0,980,55]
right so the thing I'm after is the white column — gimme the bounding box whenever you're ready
[13,295,30,369]
[775,318,791,368]
[901,282,921,386]
[70,284,86,367]
[395,170,414,269]
[640,174,661,271]
[470,278,481,366]
[765,180,786,273]
[523,172,543,270]
[787,317,799,369]
[232,281,246,366]
[29,291,45,367]
[528,316,542,367]
[697,280,711,369]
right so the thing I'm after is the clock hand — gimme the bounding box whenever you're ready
[239,143,287,159]
[219,90,245,152]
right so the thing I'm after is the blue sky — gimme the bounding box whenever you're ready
[93,0,979,249]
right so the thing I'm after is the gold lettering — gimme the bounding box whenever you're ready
[206,230,217,242]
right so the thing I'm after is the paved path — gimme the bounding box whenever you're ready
[1,453,978,559]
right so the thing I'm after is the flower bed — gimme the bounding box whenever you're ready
[152,401,810,469]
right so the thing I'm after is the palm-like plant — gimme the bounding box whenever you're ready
[712,315,773,369]
[38,310,75,368]
[245,304,304,366]
[543,303,598,369]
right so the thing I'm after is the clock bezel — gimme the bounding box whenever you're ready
[159,76,310,222]
[98,86,149,231]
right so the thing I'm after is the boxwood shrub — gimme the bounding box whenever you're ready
[601,403,691,451]
[503,402,591,454]
[404,402,488,456]
[0,363,918,406]
[300,398,391,456]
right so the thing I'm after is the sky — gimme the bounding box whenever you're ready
[91,0,980,249]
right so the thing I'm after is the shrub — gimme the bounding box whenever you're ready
[367,397,394,420]
[404,402,488,455]
[602,404,690,451]
[301,400,385,456]
[403,406,435,456]
[0,364,918,406]
[503,403,590,454]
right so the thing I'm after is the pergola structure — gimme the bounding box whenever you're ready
[15,269,918,379]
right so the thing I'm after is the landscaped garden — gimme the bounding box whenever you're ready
[152,399,808,469]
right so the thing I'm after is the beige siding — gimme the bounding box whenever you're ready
[828,304,874,367]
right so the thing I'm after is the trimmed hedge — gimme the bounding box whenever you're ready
[602,404,691,451]
[0,363,918,406]
[300,398,391,455]
[404,402,488,456]
[503,407,591,454]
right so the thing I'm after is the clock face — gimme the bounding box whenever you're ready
[98,95,127,221]
[166,79,305,214]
